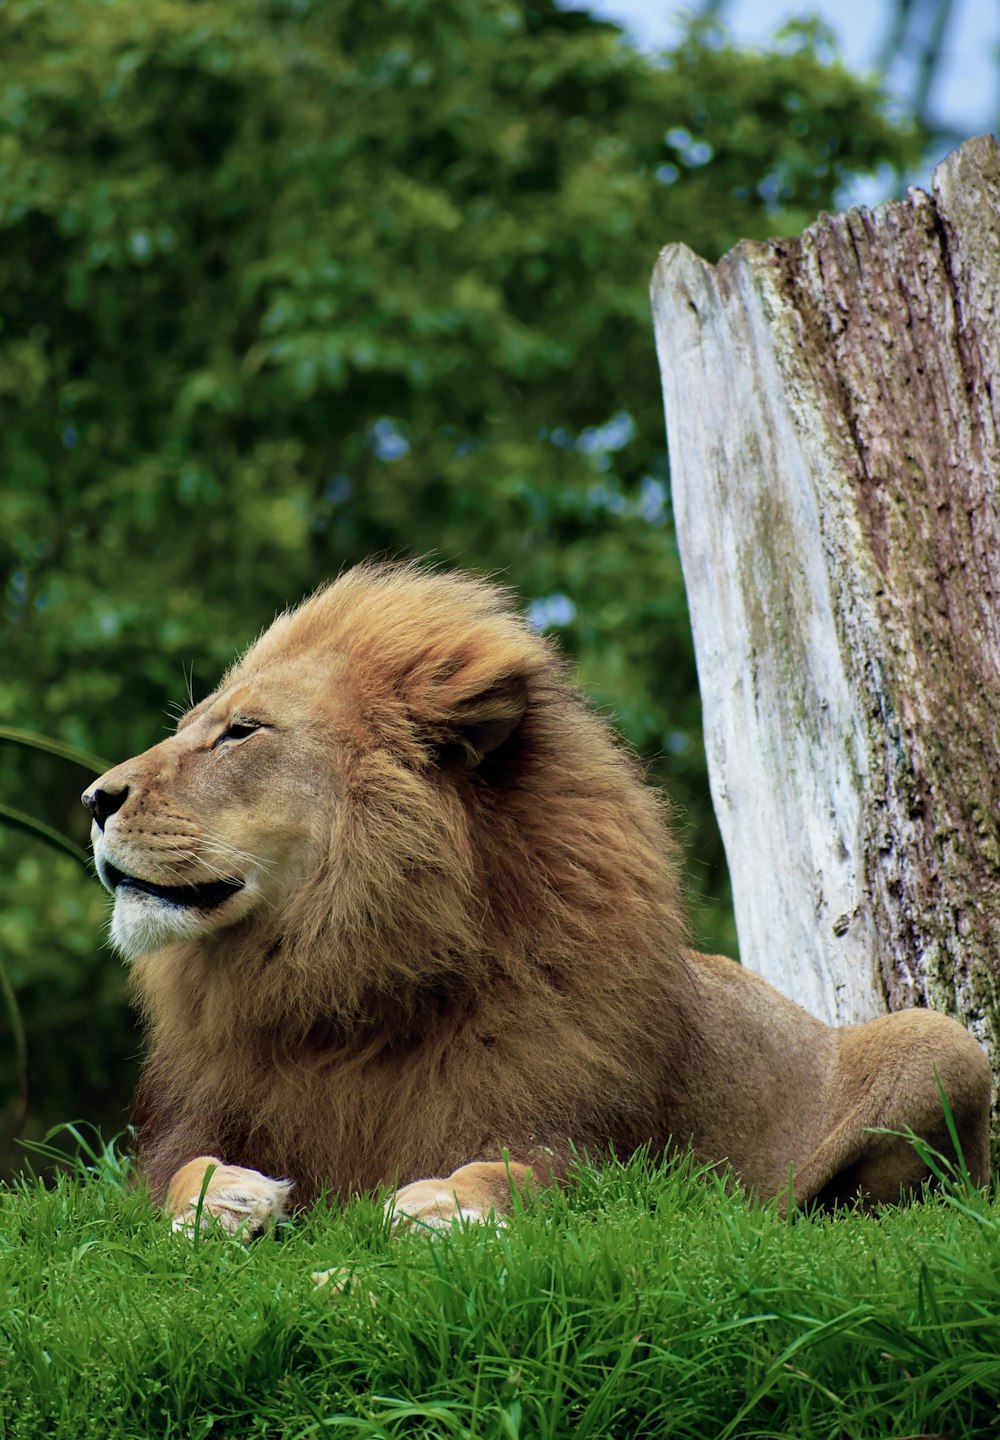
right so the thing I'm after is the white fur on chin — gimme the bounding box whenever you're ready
[109,883,262,960]
[110,888,219,960]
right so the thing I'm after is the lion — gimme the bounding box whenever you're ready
[82,561,990,1235]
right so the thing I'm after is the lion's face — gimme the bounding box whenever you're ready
[83,648,335,960]
[84,565,556,968]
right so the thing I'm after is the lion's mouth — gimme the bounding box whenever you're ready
[104,861,244,910]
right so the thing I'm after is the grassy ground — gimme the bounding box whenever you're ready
[2,1137,999,1440]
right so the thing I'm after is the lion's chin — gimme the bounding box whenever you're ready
[110,882,252,960]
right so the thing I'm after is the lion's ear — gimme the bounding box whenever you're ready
[433,675,529,771]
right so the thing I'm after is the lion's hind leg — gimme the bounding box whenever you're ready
[791,1009,990,1211]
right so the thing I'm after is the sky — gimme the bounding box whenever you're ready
[567,0,998,195]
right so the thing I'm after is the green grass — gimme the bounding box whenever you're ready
[2,1139,1000,1439]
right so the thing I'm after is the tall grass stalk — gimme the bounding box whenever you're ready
[0,727,107,1152]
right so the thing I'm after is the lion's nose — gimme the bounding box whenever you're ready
[82,783,129,831]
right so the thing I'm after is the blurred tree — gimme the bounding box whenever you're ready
[704,0,970,143]
[0,0,918,1164]
[876,0,957,136]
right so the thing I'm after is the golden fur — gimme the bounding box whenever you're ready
[83,562,990,1232]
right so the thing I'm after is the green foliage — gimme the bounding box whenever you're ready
[0,0,920,1154]
[3,1152,1000,1437]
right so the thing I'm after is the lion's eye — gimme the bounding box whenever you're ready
[212,720,261,748]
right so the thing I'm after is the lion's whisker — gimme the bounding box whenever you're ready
[200,836,276,877]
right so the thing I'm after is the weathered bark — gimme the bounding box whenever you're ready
[651,135,1000,1126]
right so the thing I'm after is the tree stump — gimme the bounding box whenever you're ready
[651,135,1000,1125]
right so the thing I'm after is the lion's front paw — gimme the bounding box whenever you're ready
[166,1156,292,1240]
[386,1160,532,1232]
[386,1177,495,1232]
